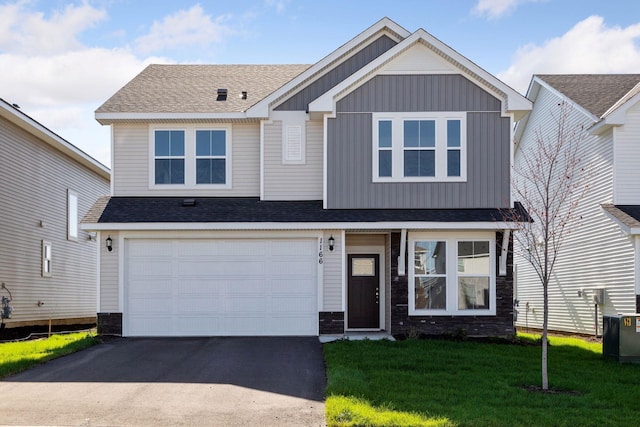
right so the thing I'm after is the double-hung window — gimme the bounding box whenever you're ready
[409,232,495,315]
[196,130,226,184]
[373,113,466,182]
[154,130,185,184]
[151,126,231,188]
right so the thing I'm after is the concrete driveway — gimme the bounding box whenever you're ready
[0,337,326,426]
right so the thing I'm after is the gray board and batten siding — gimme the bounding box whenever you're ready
[275,35,398,111]
[327,74,511,209]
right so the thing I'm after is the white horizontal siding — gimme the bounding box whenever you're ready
[613,101,640,204]
[0,117,109,324]
[112,123,259,196]
[322,230,343,311]
[263,120,323,200]
[99,231,119,312]
[514,87,636,335]
[379,43,455,74]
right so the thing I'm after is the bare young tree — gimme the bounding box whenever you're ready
[505,101,589,390]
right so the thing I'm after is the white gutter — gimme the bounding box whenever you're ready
[82,221,522,232]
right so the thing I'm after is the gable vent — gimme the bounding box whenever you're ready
[216,88,228,101]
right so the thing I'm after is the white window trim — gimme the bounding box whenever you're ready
[148,125,232,189]
[372,112,467,183]
[67,189,78,241]
[408,231,495,316]
[42,240,52,277]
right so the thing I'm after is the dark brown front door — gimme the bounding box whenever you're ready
[347,254,380,329]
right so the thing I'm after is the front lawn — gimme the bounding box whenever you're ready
[323,334,640,427]
[0,332,98,378]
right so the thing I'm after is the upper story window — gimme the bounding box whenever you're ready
[150,126,231,189]
[154,130,185,184]
[409,232,495,316]
[373,112,466,182]
[196,130,226,184]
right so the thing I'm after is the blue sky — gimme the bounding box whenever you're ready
[2,0,640,166]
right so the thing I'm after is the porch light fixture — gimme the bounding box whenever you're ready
[106,236,113,252]
[328,235,335,252]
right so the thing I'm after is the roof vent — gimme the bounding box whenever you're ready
[216,88,228,101]
[241,91,247,100]
[182,199,196,207]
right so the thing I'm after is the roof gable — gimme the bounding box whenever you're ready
[247,17,410,117]
[309,29,531,119]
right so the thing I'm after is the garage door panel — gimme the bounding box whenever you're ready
[174,317,221,335]
[126,238,318,336]
[128,260,172,277]
[270,278,316,294]
[129,316,172,335]
[271,296,316,312]
[128,240,173,256]
[129,279,172,296]
[176,297,219,313]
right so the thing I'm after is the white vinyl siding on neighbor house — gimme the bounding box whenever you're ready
[262,120,323,200]
[0,116,109,325]
[112,123,259,196]
[613,101,640,204]
[514,87,636,335]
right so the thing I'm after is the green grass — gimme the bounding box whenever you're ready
[0,332,98,378]
[323,334,640,427]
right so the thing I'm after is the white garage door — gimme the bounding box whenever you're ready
[124,238,318,336]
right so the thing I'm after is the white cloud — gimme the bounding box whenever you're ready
[499,16,640,93]
[472,0,539,20]
[0,1,174,166]
[0,1,107,54]
[134,5,234,54]
[264,0,290,14]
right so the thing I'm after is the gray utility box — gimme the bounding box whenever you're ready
[603,314,640,363]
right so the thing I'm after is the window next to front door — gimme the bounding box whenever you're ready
[409,232,495,316]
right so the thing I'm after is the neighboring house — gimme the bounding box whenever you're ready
[82,18,531,338]
[514,74,640,335]
[0,99,110,330]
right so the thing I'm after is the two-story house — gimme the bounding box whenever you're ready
[514,74,640,335]
[83,18,531,338]
[1,98,110,332]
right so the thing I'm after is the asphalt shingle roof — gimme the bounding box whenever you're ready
[96,64,311,115]
[537,74,640,117]
[85,197,529,224]
[602,204,640,229]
